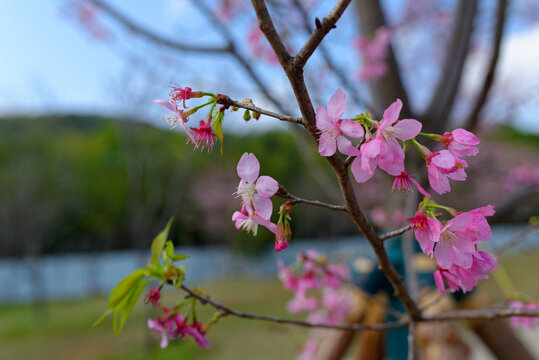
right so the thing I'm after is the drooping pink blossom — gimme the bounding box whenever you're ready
[236,153,279,220]
[433,206,495,269]
[152,98,198,146]
[425,150,468,195]
[232,205,277,235]
[183,321,211,349]
[277,259,298,291]
[407,211,441,256]
[189,116,216,151]
[351,99,422,182]
[274,222,290,252]
[509,301,539,329]
[356,26,392,80]
[440,129,480,157]
[145,286,162,306]
[392,171,431,198]
[434,251,497,294]
[316,88,364,157]
[287,291,318,313]
[147,318,170,349]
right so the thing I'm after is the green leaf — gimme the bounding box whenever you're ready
[114,279,150,334]
[171,254,188,262]
[108,268,146,308]
[165,240,174,259]
[212,113,224,154]
[93,309,112,327]
[151,218,173,265]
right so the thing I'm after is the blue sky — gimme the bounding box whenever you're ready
[1,0,538,133]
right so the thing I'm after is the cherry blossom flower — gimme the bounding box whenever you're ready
[152,98,198,146]
[189,116,216,151]
[509,301,539,329]
[351,99,422,182]
[316,88,364,157]
[236,152,279,219]
[425,150,468,195]
[145,286,162,306]
[232,205,277,235]
[407,211,441,256]
[440,129,479,157]
[183,321,211,349]
[392,171,431,198]
[287,291,318,313]
[434,251,497,294]
[433,206,495,269]
[274,222,290,252]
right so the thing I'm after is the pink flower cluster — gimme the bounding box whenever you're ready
[147,311,211,349]
[278,250,351,325]
[408,205,498,294]
[356,26,392,80]
[504,164,539,191]
[232,153,279,236]
[153,86,216,150]
[509,300,539,329]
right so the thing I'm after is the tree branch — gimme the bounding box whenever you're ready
[423,307,539,322]
[422,0,478,133]
[181,284,407,331]
[464,0,508,131]
[292,0,352,69]
[276,185,347,212]
[89,0,229,53]
[215,94,302,124]
[379,225,412,241]
[252,0,422,320]
[495,222,539,256]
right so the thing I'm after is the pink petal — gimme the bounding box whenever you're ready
[336,136,358,156]
[255,176,279,197]
[431,150,456,169]
[339,119,364,138]
[152,99,175,112]
[178,120,198,147]
[253,195,273,220]
[391,119,422,140]
[433,270,446,294]
[351,156,375,183]
[447,168,467,181]
[237,153,260,183]
[452,128,479,145]
[362,137,382,159]
[315,106,332,130]
[378,139,404,176]
[253,215,278,234]
[318,131,337,156]
[409,177,431,198]
[327,88,346,121]
[428,165,450,194]
[381,99,402,127]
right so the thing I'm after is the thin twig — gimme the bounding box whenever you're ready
[90,0,229,53]
[181,284,407,331]
[215,94,303,124]
[423,307,539,322]
[276,185,347,212]
[495,222,539,256]
[379,224,413,242]
[465,0,508,131]
[293,0,352,69]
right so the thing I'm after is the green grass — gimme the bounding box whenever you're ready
[1,252,538,360]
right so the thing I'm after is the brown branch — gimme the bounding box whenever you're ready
[292,0,352,69]
[422,0,478,133]
[276,186,347,212]
[290,0,375,111]
[215,94,302,124]
[89,0,229,53]
[181,284,407,331]
[379,224,413,242]
[464,0,509,131]
[423,307,539,322]
[252,0,422,320]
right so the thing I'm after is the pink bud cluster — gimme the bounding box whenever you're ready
[408,204,498,294]
[509,300,539,329]
[145,286,211,349]
[278,250,351,326]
